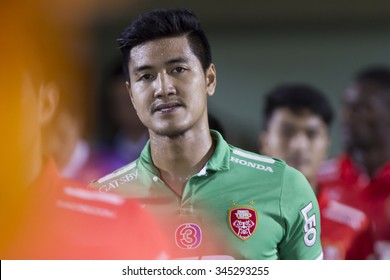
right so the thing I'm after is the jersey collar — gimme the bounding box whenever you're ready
[139,129,230,176]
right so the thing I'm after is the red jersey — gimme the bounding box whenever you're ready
[318,154,390,259]
[1,160,169,259]
[317,190,374,259]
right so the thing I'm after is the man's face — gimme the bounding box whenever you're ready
[126,35,216,138]
[261,107,330,183]
[342,81,390,151]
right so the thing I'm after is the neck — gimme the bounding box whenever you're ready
[150,128,214,197]
[349,146,390,177]
[307,177,318,194]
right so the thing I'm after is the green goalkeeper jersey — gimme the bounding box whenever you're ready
[91,130,322,260]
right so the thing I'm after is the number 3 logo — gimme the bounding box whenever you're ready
[175,223,202,249]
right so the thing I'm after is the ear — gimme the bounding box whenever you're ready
[38,82,59,125]
[205,64,217,97]
[125,81,136,109]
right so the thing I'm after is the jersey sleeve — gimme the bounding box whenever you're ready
[278,166,323,260]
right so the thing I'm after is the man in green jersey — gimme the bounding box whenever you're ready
[91,8,322,260]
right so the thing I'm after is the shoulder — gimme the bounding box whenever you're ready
[89,159,139,192]
[279,165,318,218]
[223,145,311,194]
[228,145,286,175]
[283,165,313,192]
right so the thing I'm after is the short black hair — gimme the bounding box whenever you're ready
[355,65,390,90]
[263,83,334,129]
[118,8,212,81]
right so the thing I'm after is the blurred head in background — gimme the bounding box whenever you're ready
[100,63,147,154]
[260,83,334,189]
[342,65,390,177]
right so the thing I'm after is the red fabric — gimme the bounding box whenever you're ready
[318,154,390,259]
[317,190,374,259]
[2,160,169,259]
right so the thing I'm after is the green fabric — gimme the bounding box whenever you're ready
[91,130,322,260]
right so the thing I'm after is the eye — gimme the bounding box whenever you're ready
[171,66,187,74]
[139,73,154,81]
[280,126,295,139]
[306,129,321,140]
[307,131,317,140]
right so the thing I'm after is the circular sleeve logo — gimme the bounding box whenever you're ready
[175,223,202,249]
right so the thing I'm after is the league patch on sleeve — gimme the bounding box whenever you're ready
[175,223,202,249]
[300,201,317,247]
[228,203,258,240]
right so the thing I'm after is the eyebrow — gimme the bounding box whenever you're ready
[132,65,152,76]
[132,56,190,75]
[280,120,323,130]
[166,56,189,65]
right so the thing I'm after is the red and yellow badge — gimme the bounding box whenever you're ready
[228,202,258,240]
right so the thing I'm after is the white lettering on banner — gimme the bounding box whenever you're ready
[300,202,317,247]
[230,156,273,172]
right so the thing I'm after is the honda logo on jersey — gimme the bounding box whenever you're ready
[229,207,257,240]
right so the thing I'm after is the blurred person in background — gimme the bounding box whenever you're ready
[98,62,149,169]
[318,65,390,259]
[26,0,144,185]
[43,75,123,184]
[91,8,323,260]
[260,83,374,259]
[0,1,168,259]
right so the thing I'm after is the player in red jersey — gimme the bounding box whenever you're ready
[3,159,169,259]
[0,5,168,259]
[260,83,374,259]
[318,65,390,259]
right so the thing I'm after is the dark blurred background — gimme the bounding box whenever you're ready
[14,0,390,157]
[89,0,390,156]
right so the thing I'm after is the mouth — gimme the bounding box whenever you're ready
[289,157,309,167]
[152,101,184,114]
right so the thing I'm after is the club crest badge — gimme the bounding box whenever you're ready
[228,205,257,240]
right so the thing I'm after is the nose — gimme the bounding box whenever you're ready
[289,132,309,152]
[153,73,176,98]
